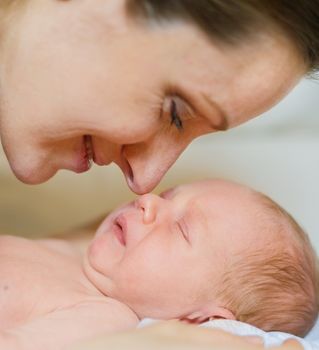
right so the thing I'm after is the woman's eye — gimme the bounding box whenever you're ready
[170,100,183,131]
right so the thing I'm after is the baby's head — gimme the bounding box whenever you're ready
[84,179,318,336]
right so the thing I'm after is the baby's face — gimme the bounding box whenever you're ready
[84,179,261,320]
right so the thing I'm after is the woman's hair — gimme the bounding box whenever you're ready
[2,0,319,73]
[127,0,319,75]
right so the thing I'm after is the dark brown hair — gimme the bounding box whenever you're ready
[127,0,319,74]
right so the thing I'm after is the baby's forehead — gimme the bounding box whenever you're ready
[177,179,254,201]
[173,181,251,220]
[178,181,294,253]
[165,180,269,231]
[183,181,270,230]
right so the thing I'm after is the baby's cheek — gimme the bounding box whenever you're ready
[87,234,123,276]
[114,251,163,294]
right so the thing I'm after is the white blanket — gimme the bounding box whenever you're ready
[139,318,319,349]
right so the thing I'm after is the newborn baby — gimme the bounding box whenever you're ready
[0,179,317,350]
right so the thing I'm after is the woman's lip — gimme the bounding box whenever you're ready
[84,135,94,164]
[73,135,94,173]
[90,139,112,166]
[72,142,89,174]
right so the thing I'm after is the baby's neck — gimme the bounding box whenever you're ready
[97,295,140,326]
[40,237,140,325]
[80,251,140,326]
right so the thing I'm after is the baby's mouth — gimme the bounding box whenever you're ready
[112,215,127,246]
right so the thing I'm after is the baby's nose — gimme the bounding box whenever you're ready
[135,193,162,224]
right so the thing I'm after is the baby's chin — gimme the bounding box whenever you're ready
[82,248,114,296]
[84,216,127,291]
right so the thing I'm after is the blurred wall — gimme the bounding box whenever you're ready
[0,79,318,252]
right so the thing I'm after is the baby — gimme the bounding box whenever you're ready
[0,179,317,350]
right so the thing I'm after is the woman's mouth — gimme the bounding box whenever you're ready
[84,135,94,166]
[74,135,95,173]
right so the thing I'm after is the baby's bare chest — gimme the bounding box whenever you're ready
[0,236,90,330]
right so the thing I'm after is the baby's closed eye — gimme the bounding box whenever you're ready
[175,219,190,244]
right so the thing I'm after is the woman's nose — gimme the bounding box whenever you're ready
[135,193,162,224]
[121,138,189,194]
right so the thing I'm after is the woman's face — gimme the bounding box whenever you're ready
[0,0,304,193]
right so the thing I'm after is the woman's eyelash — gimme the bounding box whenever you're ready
[170,100,183,131]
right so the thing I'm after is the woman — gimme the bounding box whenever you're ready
[0,0,317,195]
[0,0,318,349]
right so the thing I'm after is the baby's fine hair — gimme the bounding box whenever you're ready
[217,192,318,337]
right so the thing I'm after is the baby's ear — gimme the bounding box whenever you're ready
[181,305,235,324]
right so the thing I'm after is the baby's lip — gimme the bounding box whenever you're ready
[113,214,127,246]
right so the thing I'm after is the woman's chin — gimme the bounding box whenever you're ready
[11,163,57,185]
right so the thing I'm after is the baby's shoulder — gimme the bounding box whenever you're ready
[0,234,23,245]
[0,235,33,255]
[0,235,76,259]
[36,237,81,258]
[62,297,139,331]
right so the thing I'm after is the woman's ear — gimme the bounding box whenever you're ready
[181,304,236,325]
